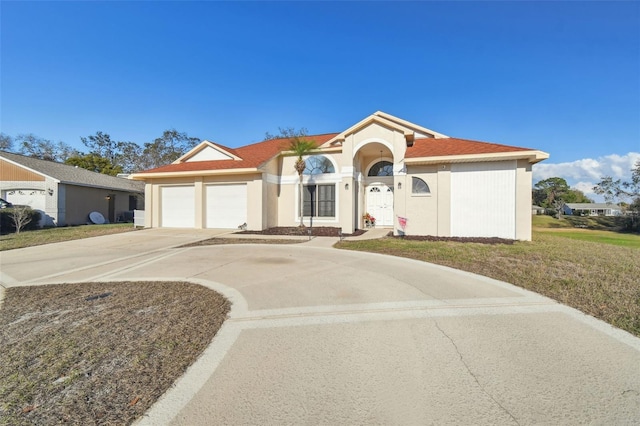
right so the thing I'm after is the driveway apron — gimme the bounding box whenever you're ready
[1,229,639,425]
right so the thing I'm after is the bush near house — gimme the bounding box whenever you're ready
[0,208,41,234]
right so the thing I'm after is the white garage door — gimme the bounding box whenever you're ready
[5,189,46,211]
[161,186,195,228]
[206,184,247,229]
[450,161,516,239]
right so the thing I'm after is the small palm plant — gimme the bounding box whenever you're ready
[289,136,316,227]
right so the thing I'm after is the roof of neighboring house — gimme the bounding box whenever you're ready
[0,151,144,193]
[406,137,533,158]
[565,203,621,210]
[139,133,339,174]
[532,205,545,210]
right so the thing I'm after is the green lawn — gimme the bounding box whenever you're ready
[532,215,640,248]
[336,230,640,337]
[0,224,137,251]
[535,228,640,248]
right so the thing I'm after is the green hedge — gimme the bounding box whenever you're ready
[0,208,42,234]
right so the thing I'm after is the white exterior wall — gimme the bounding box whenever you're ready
[144,173,262,230]
[450,161,517,239]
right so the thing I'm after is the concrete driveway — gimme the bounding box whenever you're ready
[1,228,639,425]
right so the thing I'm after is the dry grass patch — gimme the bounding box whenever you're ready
[0,281,230,425]
[0,224,137,251]
[336,232,640,337]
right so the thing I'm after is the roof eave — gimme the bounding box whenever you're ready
[405,150,550,165]
[58,181,144,193]
[129,167,260,180]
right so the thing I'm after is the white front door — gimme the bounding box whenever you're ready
[366,184,393,226]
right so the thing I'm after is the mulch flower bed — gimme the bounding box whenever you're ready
[237,226,366,237]
[392,235,516,244]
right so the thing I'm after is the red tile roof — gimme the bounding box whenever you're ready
[406,137,533,158]
[140,133,339,174]
[138,133,535,175]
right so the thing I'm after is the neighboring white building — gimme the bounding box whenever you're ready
[562,203,623,217]
[130,111,549,240]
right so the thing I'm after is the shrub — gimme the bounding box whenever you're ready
[0,208,41,234]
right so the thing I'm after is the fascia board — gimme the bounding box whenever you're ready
[279,147,324,157]
[129,168,260,180]
[58,181,143,193]
[405,150,550,165]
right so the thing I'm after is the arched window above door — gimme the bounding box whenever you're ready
[368,161,393,177]
[303,156,335,175]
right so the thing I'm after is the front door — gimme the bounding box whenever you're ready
[108,194,116,223]
[366,184,393,226]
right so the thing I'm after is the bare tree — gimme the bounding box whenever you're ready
[0,133,13,151]
[16,134,78,162]
[10,207,33,234]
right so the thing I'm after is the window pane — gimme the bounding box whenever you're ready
[412,177,430,194]
[317,184,335,217]
[303,185,315,216]
[368,161,393,176]
[303,156,335,175]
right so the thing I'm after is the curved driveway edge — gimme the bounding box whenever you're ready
[1,229,639,425]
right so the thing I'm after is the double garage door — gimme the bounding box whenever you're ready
[160,184,247,229]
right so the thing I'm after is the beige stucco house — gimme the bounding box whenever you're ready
[1,151,144,227]
[130,112,549,240]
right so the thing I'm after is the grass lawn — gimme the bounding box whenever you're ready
[0,224,137,251]
[0,281,229,425]
[531,215,640,248]
[336,229,640,338]
[535,228,640,248]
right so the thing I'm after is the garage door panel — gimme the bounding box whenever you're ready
[450,161,516,239]
[161,186,195,228]
[206,184,247,229]
[5,189,46,211]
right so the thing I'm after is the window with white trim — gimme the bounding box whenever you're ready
[368,161,393,176]
[412,177,430,194]
[303,184,335,217]
[303,156,335,175]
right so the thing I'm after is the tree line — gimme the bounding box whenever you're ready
[535,161,640,230]
[534,161,640,210]
[0,129,200,176]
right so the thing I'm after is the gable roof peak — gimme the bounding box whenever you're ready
[321,111,449,148]
[176,140,241,163]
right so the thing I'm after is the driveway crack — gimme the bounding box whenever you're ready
[433,319,520,425]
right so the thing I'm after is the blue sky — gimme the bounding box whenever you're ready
[2,1,639,198]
